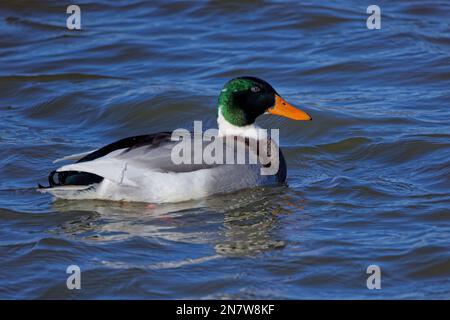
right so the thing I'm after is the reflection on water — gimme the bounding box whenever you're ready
[51,187,295,256]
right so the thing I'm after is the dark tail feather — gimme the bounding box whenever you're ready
[38,171,103,189]
[49,170,58,187]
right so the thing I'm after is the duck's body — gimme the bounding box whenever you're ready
[39,77,311,203]
[41,132,286,203]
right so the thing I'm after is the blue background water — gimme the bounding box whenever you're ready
[0,0,449,299]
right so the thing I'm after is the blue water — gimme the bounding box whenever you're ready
[0,0,449,299]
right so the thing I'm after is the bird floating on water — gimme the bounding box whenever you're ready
[38,77,312,203]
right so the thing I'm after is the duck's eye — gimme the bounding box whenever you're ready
[251,86,261,93]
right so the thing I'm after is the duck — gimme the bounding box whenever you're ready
[38,77,312,203]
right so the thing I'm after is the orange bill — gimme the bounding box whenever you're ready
[268,95,312,121]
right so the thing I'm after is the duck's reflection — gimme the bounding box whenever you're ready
[52,186,303,256]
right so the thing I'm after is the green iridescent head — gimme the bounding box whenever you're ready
[218,76,312,127]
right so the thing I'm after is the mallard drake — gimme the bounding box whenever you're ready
[38,77,311,203]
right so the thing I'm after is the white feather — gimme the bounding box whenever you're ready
[53,149,97,163]
[217,109,265,140]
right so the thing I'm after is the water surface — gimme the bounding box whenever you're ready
[0,0,449,299]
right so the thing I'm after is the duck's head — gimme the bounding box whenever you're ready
[218,76,312,129]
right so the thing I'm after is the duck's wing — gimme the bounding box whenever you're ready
[43,132,219,188]
[53,150,98,163]
[75,132,174,164]
[52,133,173,164]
